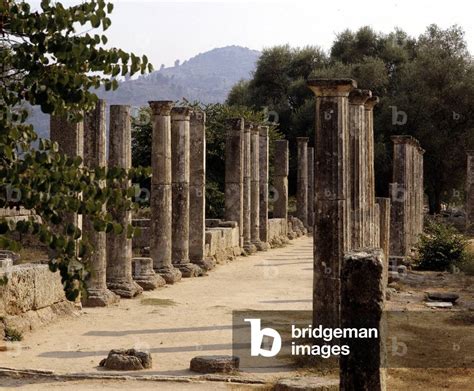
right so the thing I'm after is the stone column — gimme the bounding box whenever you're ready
[250,125,265,250]
[106,105,143,298]
[149,101,182,284]
[225,118,245,248]
[466,151,474,233]
[364,96,379,247]
[50,115,84,230]
[418,147,425,235]
[376,197,391,287]
[259,126,270,248]
[243,123,257,254]
[308,78,356,329]
[189,110,213,271]
[296,137,309,228]
[349,89,371,249]
[171,107,201,277]
[307,147,315,233]
[389,135,411,257]
[82,100,118,306]
[273,140,289,220]
[341,249,386,391]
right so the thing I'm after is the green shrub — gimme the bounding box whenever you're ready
[416,221,469,271]
[5,327,23,342]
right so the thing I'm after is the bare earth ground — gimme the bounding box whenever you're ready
[1,236,474,390]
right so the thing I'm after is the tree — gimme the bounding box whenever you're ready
[227,25,474,212]
[0,0,152,300]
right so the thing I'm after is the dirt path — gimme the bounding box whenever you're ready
[1,237,313,389]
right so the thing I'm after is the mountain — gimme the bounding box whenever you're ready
[29,45,261,139]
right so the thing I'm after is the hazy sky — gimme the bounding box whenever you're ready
[34,0,473,67]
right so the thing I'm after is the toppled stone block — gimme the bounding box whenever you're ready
[132,257,165,290]
[190,355,239,374]
[426,292,459,304]
[219,221,238,228]
[425,302,453,309]
[0,258,13,270]
[33,265,66,310]
[99,349,152,370]
[274,376,339,390]
[205,219,222,228]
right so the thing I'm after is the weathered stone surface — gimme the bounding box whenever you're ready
[189,110,210,269]
[171,107,201,278]
[268,218,289,248]
[308,78,355,330]
[205,226,240,264]
[189,355,239,374]
[273,140,289,220]
[2,300,78,335]
[149,101,182,284]
[132,258,165,290]
[274,377,339,391]
[376,197,391,287]
[390,136,425,257]
[0,264,67,315]
[83,99,118,307]
[425,302,453,308]
[307,146,315,232]
[99,349,152,370]
[225,118,244,248]
[426,292,459,303]
[259,126,270,247]
[107,105,143,298]
[341,248,386,391]
[243,123,256,254]
[296,137,309,228]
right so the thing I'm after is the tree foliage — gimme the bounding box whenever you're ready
[227,25,474,212]
[0,0,152,300]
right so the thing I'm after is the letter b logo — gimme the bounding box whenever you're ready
[244,318,282,357]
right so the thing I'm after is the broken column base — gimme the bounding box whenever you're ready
[132,257,166,290]
[243,242,257,254]
[175,262,203,278]
[253,240,270,251]
[107,279,143,299]
[83,288,120,307]
[191,258,216,271]
[155,266,182,284]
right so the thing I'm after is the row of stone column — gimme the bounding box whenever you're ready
[148,102,207,282]
[306,79,393,328]
[50,99,209,306]
[224,119,270,254]
[308,79,389,390]
[389,135,425,258]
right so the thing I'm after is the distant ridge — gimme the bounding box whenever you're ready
[30,45,261,139]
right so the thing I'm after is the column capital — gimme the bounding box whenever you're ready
[418,147,426,155]
[149,100,174,116]
[259,125,269,137]
[190,109,206,123]
[349,89,372,105]
[307,78,357,97]
[244,121,254,131]
[171,106,191,120]
[364,96,379,110]
[297,137,309,143]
